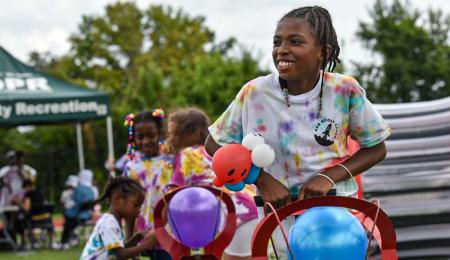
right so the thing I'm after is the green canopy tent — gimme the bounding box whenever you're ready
[0,46,114,172]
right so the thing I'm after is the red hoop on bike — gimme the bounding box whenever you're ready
[251,196,398,260]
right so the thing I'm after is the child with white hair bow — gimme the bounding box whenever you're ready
[78,169,99,199]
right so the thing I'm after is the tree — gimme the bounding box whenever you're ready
[169,48,263,119]
[354,0,450,103]
[1,2,267,203]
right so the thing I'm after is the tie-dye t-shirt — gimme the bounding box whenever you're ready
[209,72,391,189]
[171,145,258,225]
[123,154,174,232]
[80,213,124,260]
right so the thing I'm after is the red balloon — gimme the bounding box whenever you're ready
[212,144,252,187]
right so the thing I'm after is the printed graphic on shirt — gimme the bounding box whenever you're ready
[314,117,338,146]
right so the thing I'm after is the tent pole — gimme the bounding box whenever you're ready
[76,122,85,171]
[106,116,115,177]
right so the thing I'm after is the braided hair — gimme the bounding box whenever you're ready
[279,6,341,118]
[97,176,145,205]
[124,108,165,160]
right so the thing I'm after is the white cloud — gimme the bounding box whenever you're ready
[1,0,449,72]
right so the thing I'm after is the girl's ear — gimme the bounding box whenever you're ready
[319,45,332,67]
[110,192,122,206]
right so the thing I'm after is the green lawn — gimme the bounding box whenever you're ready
[0,245,83,260]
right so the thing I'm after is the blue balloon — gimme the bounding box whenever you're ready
[288,206,368,260]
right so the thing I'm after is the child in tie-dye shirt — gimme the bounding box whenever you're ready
[167,107,259,259]
[205,6,390,258]
[122,109,173,259]
[80,177,156,260]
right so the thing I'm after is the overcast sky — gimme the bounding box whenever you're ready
[1,0,449,73]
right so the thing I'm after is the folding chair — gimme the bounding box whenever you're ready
[77,200,96,243]
[28,203,55,248]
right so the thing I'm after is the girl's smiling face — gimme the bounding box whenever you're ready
[135,121,160,157]
[272,18,323,82]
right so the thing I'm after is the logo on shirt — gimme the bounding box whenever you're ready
[314,118,338,146]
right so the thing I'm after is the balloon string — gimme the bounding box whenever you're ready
[211,190,225,255]
[162,189,168,206]
[366,199,381,260]
[264,202,295,260]
[263,205,279,260]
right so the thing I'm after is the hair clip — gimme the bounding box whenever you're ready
[152,108,165,119]
[124,113,135,126]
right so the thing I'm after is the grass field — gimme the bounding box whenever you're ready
[0,214,85,260]
[0,245,83,260]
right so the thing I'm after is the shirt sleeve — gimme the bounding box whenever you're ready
[24,165,37,177]
[99,217,124,251]
[122,161,134,178]
[208,82,255,146]
[115,154,129,172]
[347,78,391,148]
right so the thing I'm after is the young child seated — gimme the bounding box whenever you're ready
[22,180,56,249]
[80,176,157,260]
[60,175,78,211]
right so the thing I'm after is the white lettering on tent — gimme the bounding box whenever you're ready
[5,78,25,90]
[0,105,12,119]
[15,102,27,115]
[26,78,51,91]
[0,77,52,92]
[50,104,60,113]
[15,100,108,117]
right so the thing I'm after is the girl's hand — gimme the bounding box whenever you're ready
[125,231,144,247]
[255,170,290,209]
[298,173,334,200]
[141,230,158,249]
[131,231,144,240]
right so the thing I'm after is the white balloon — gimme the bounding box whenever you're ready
[242,133,265,150]
[251,144,275,167]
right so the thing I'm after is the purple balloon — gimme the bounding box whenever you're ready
[168,187,221,248]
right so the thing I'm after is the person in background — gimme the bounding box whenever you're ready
[21,180,57,249]
[60,174,79,244]
[0,150,18,206]
[0,150,24,246]
[81,176,157,260]
[60,175,79,210]
[78,169,99,200]
[60,170,96,249]
[122,109,173,259]
[168,107,259,260]
[15,150,37,184]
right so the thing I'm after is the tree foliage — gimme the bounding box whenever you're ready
[354,0,450,103]
[2,2,267,202]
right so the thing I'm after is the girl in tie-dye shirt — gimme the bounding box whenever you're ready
[205,6,391,258]
[80,177,156,260]
[122,109,173,259]
[167,107,259,258]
